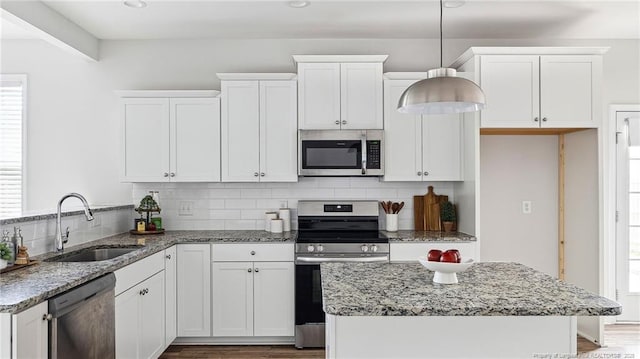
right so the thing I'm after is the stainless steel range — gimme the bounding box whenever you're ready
[294,200,389,349]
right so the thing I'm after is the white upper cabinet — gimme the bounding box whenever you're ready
[340,63,384,129]
[297,63,341,129]
[295,55,387,130]
[220,75,298,182]
[383,77,463,182]
[451,48,606,129]
[119,91,221,182]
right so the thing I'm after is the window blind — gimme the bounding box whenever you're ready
[0,76,25,218]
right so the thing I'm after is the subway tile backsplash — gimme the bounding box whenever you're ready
[133,178,454,231]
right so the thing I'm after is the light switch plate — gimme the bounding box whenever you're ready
[179,201,194,216]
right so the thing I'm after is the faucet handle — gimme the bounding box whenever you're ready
[63,227,70,244]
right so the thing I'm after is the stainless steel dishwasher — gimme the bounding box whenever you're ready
[48,273,116,359]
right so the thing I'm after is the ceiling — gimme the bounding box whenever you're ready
[2,0,640,40]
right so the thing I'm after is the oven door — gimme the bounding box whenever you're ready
[295,263,325,348]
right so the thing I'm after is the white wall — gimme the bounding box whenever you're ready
[480,135,559,277]
[133,178,453,231]
[0,37,637,215]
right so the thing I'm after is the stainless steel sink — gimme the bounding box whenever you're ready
[46,245,142,262]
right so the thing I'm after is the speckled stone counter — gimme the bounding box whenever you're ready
[0,230,295,313]
[382,230,476,242]
[321,261,620,317]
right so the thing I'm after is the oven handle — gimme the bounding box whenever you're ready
[295,255,389,264]
[361,133,367,175]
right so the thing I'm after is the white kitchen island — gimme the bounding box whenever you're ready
[321,262,621,359]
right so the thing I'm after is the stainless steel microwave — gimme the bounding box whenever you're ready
[298,130,384,176]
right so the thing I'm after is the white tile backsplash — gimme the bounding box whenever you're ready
[133,178,454,230]
[0,207,133,256]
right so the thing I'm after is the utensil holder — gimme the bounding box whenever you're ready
[386,214,398,232]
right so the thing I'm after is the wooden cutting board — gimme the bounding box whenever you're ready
[413,195,425,230]
[424,186,439,231]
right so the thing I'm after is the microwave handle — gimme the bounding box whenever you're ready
[361,133,367,175]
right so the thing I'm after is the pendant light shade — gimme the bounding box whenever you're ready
[397,0,486,115]
[397,68,486,114]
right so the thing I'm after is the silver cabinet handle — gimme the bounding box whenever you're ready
[247,268,252,272]
[139,289,144,296]
[542,117,548,122]
[335,120,340,125]
[254,268,259,273]
[417,172,422,176]
[170,172,175,177]
[260,172,265,177]
[43,314,52,321]
[361,133,367,175]
[342,120,347,125]
[250,251,256,255]
[534,117,539,122]
[166,254,171,259]
[163,172,169,177]
[254,172,259,177]
[423,172,429,176]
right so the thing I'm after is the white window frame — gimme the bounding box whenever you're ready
[0,74,28,216]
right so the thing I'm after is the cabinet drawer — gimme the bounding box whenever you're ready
[212,243,294,262]
[115,251,164,296]
[390,242,478,262]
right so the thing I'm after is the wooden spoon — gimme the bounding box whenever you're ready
[391,202,400,214]
[398,202,405,213]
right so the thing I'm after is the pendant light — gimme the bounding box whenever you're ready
[397,0,485,114]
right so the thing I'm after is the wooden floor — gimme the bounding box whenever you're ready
[159,324,639,358]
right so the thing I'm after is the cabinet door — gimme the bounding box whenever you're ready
[170,98,221,181]
[12,301,47,359]
[259,80,298,182]
[121,98,170,181]
[115,285,140,359]
[253,262,294,337]
[298,63,341,129]
[177,244,211,337]
[140,271,165,359]
[340,63,383,129]
[221,81,260,182]
[540,55,601,128]
[422,114,463,181]
[479,55,540,128]
[164,246,177,347]
[212,262,254,337]
[382,80,423,182]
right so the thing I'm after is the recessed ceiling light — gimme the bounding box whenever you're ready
[443,1,465,8]
[288,1,310,8]
[124,0,147,8]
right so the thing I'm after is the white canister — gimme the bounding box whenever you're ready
[270,219,284,233]
[386,213,398,232]
[278,208,291,232]
[265,212,278,232]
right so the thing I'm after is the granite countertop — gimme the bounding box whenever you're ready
[383,230,476,242]
[321,261,621,317]
[0,230,295,314]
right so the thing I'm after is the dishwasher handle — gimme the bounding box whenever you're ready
[49,273,116,317]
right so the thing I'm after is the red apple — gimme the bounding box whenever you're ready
[440,251,458,263]
[444,249,461,263]
[427,249,442,262]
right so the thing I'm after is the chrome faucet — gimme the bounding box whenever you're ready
[55,193,94,252]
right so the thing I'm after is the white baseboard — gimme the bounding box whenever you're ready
[577,330,600,345]
[172,336,295,345]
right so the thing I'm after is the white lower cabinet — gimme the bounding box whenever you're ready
[10,301,48,359]
[176,244,211,337]
[115,250,166,359]
[212,261,294,337]
[164,246,177,346]
[390,242,479,262]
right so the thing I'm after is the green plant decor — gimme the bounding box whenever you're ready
[440,201,456,222]
[0,243,12,261]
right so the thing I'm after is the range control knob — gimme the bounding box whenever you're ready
[371,245,378,253]
[361,245,369,253]
[317,245,324,252]
[307,245,315,252]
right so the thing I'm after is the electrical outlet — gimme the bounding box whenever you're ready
[179,201,194,216]
[522,201,532,214]
[279,200,288,209]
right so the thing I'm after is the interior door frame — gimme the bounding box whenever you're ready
[605,105,640,325]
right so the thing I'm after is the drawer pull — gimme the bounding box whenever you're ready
[250,251,256,255]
